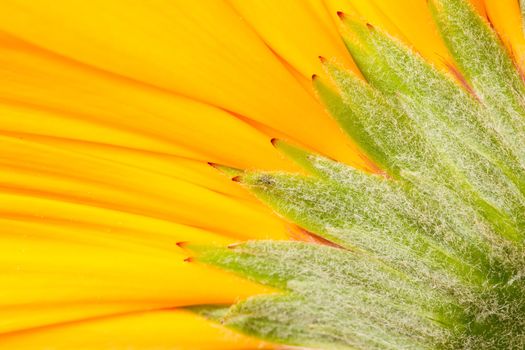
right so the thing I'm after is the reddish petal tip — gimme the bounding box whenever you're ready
[366,23,374,30]
[318,55,326,63]
[183,257,194,263]
[270,138,279,146]
[337,11,345,19]
[231,175,242,182]
[207,161,217,168]
[176,241,188,248]
[312,73,318,80]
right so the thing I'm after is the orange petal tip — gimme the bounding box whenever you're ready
[231,175,243,182]
[176,241,189,248]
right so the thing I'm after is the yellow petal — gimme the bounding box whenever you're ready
[324,0,452,70]
[0,310,275,350]
[0,136,289,239]
[0,234,272,307]
[372,0,452,68]
[469,0,488,18]
[228,0,360,78]
[0,102,254,200]
[0,302,167,334]
[323,0,407,43]
[0,213,232,254]
[0,36,294,171]
[484,0,525,72]
[0,0,366,168]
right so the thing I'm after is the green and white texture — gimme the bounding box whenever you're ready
[191,0,525,349]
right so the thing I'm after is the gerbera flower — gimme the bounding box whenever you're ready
[1,0,524,349]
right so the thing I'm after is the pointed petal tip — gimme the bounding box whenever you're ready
[366,23,374,30]
[231,175,243,182]
[176,241,189,248]
[183,257,194,263]
[312,74,318,80]
[337,11,345,19]
[270,138,279,146]
[208,163,243,177]
[318,55,326,63]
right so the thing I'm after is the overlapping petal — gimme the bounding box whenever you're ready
[0,0,367,166]
[0,310,274,349]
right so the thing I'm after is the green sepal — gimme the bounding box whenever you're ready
[317,60,432,179]
[196,241,464,350]
[239,169,501,287]
[336,12,525,242]
[429,0,525,166]
[187,305,230,322]
[270,138,329,177]
[207,162,244,177]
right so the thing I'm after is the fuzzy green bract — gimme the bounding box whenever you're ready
[192,1,525,349]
